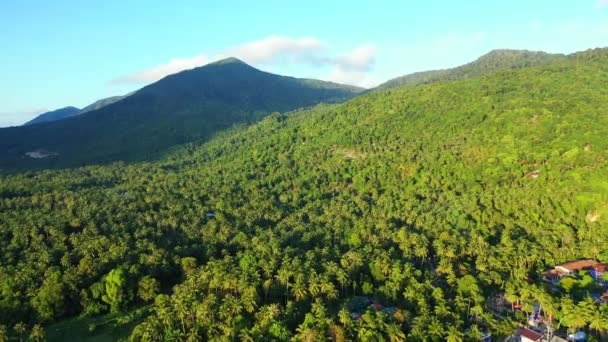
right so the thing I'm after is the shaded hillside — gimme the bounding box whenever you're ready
[0,58,362,171]
[22,95,130,127]
[79,94,130,114]
[0,48,607,340]
[24,106,81,125]
[375,49,565,90]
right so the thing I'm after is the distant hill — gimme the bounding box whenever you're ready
[23,94,131,127]
[24,106,80,125]
[375,49,566,91]
[79,94,130,114]
[0,57,363,171]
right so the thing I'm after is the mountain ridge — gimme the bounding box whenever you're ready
[374,48,566,91]
[0,57,363,171]
[24,106,81,125]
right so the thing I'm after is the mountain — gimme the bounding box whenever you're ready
[24,106,81,125]
[1,48,607,339]
[21,96,129,127]
[0,58,363,171]
[375,49,566,91]
[78,94,130,114]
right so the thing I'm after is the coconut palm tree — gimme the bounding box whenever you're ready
[13,322,26,342]
[0,325,7,342]
[29,324,45,342]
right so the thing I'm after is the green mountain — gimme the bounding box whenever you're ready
[23,94,131,127]
[24,106,81,125]
[0,48,607,340]
[0,58,362,171]
[23,95,128,126]
[375,49,565,91]
[78,94,130,114]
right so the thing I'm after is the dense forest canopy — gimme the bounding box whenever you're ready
[374,49,565,91]
[0,48,607,341]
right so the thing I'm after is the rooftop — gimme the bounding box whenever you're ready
[555,259,599,272]
[520,327,543,341]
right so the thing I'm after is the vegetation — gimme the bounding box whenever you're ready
[374,49,565,91]
[24,107,81,126]
[0,58,362,172]
[78,94,130,115]
[0,48,607,340]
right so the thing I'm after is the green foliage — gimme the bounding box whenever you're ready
[137,277,159,303]
[102,269,131,313]
[375,49,565,91]
[32,270,65,321]
[0,48,607,340]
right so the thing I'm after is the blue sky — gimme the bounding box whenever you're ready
[0,0,607,127]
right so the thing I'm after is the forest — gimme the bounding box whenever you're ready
[0,48,607,341]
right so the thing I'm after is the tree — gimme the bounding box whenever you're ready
[29,324,45,342]
[589,307,608,337]
[102,268,131,312]
[31,270,65,321]
[138,276,160,302]
[446,326,464,342]
[291,275,307,302]
[0,325,7,342]
[560,298,587,332]
[13,322,26,342]
[276,268,292,304]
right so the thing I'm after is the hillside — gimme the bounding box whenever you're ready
[0,48,607,340]
[375,49,565,91]
[23,95,131,127]
[78,94,130,114]
[0,58,362,171]
[24,106,81,125]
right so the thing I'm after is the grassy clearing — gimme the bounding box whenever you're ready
[46,306,150,342]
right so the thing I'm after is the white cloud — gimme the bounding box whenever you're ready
[331,44,376,71]
[109,35,376,87]
[224,35,326,65]
[327,68,378,88]
[110,55,210,84]
[325,45,378,87]
[596,0,608,8]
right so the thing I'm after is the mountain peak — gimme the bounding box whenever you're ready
[211,57,248,66]
[478,49,562,61]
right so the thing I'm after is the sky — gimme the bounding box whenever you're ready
[0,0,607,127]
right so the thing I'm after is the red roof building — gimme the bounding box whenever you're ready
[520,327,543,342]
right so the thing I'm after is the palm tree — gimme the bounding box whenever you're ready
[589,308,608,338]
[308,275,322,299]
[29,324,45,342]
[291,276,308,302]
[386,323,407,342]
[0,325,8,342]
[428,317,444,340]
[295,326,319,342]
[445,326,464,342]
[560,298,587,333]
[320,280,338,300]
[276,268,291,304]
[174,298,190,334]
[13,322,26,342]
[338,308,353,328]
[335,268,350,295]
[262,278,272,300]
